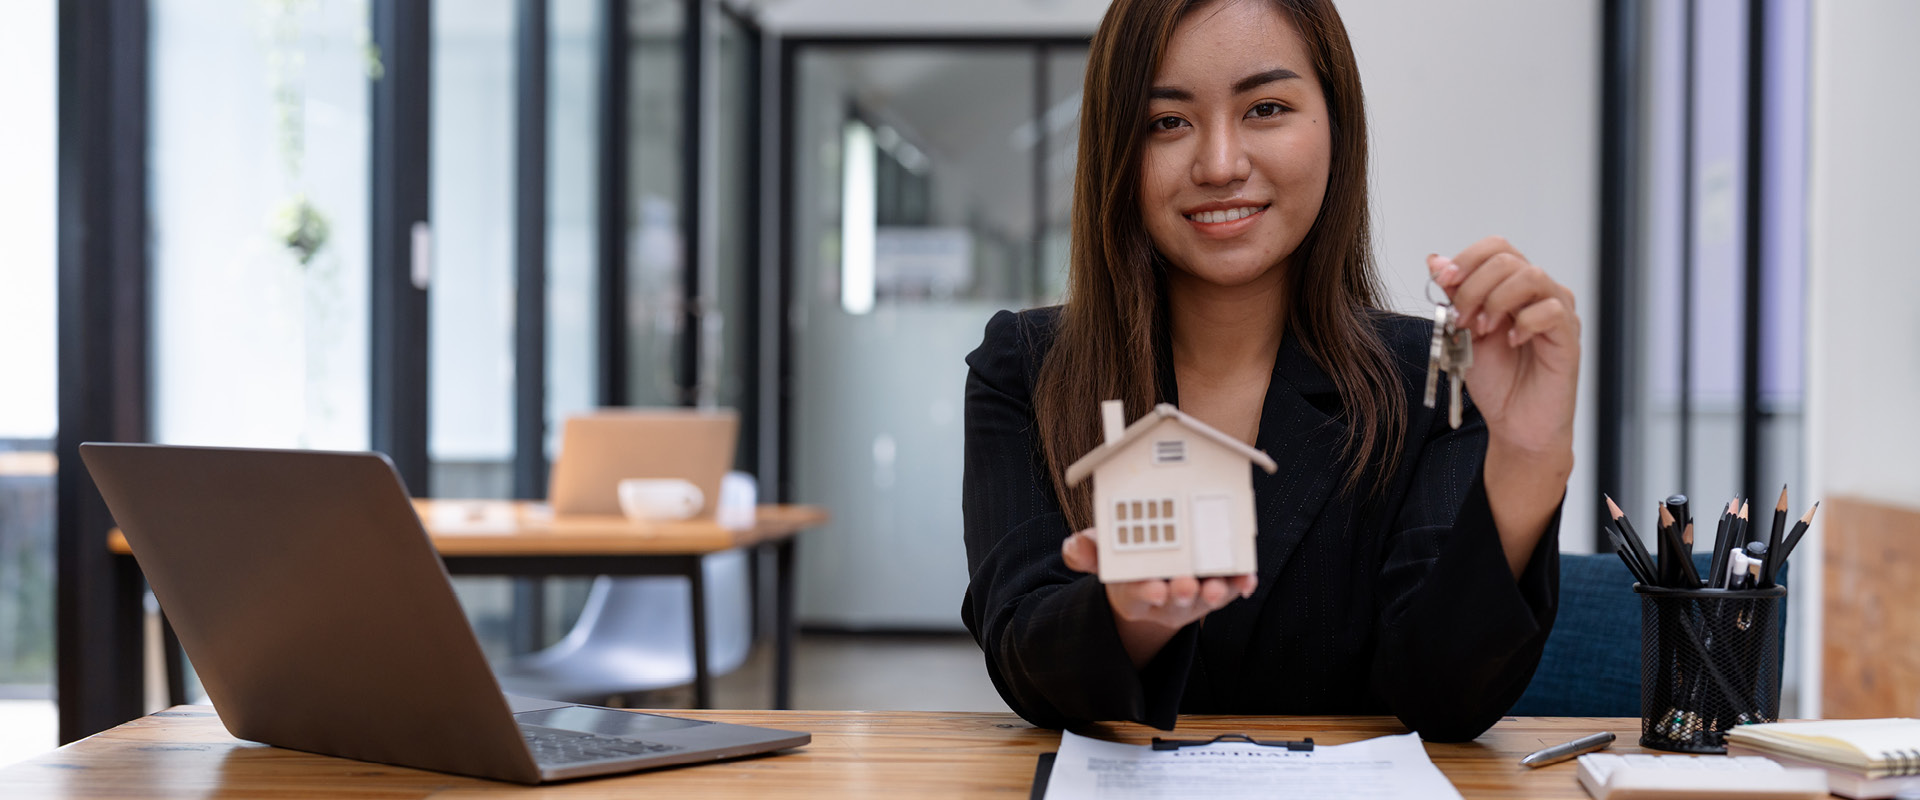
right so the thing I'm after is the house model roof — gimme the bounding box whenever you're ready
[1064,403,1279,486]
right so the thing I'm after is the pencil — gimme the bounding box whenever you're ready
[1605,495,1658,587]
[1657,505,1699,587]
[1708,498,1737,589]
[1775,501,1820,571]
[1763,486,1789,586]
[1682,521,1697,586]
[1605,522,1654,585]
[1656,505,1674,585]
[1733,500,1751,568]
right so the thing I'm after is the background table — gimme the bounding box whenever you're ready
[109,502,829,710]
[0,706,1649,798]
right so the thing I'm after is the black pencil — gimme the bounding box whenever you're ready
[1682,521,1698,586]
[1658,505,1699,587]
[1616,519,1659,586]
[1658,505,1676,586]
[1605,495,1658,587]
[1605,522,1655,585]
[1762,486,1789,587]
[1775,501,1820,573]
[1733,500,1751,570]
[1708,498,1737,589]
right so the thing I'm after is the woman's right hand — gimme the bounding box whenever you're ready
[1061,529,1257,669]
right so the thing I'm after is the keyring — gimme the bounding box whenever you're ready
[1426,275,1449,306]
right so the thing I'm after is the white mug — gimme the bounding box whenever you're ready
[717,471,757,530]
[617,478,704,522]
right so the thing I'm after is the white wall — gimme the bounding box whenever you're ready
[1801,0,1920,718]
[1341,0,1601,552]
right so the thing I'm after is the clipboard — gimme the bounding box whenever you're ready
[1030,753,1057,800]
[1029,735,1314,799]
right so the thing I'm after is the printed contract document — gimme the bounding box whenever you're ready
[1042,730,1463,799]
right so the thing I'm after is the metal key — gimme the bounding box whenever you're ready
[1423,304,1450,409]
[1444,321,1472,429]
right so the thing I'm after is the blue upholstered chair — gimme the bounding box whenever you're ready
[1511,551,1786,717]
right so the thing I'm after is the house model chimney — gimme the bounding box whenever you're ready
[1101,400,1126,444]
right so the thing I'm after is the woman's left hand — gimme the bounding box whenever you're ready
[1428,237,1579,578]
[1427,238,1580,459]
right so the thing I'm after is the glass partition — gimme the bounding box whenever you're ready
[430,0,517,499]
[626,0,688,407]
[711,8,757,465]
[149,0,372,452]
[548,0,604,459]
[1041,47,1087,303]
[0,0,58,754]
[790,45,1083,629]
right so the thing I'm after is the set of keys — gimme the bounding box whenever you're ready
[1423,302,1472,429]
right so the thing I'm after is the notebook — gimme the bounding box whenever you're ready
[1727,718,1920,799]
[1575,753,1827,799]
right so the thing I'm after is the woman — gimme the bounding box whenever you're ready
[961,0,1579,742]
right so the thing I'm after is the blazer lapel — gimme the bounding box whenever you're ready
[1248,331,1348,593]
[1189,330,1350,707]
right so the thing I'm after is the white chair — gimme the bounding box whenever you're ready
[493,549,753,704]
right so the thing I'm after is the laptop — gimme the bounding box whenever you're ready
[547,408,738,517]
[80,442,808,785]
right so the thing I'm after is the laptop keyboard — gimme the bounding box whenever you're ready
[520,724,682,765]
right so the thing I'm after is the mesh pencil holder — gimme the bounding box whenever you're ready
[1636,584,1786,753]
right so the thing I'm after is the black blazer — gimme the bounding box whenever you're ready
[960,306,1560,741]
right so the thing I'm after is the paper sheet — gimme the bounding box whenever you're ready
[1042,730,1463,800]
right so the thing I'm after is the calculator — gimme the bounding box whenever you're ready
[1576,752,1829,799]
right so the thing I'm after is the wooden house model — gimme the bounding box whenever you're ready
[1065,400,1278,583]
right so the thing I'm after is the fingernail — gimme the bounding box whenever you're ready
[1441,266,1459,285]
[1475,312,1489,333]
[1508,329,1520,346]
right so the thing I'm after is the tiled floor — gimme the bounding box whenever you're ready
[0,632,1008,769]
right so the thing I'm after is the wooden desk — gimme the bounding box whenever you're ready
[109,503,829,711]
[1,706,1644,798]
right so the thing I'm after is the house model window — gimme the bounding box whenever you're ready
[1113,498,1177,550]
[1064,400,1279,583]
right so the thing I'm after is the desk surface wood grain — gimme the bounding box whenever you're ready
[107,502,830,557]
[0,706,1646,798]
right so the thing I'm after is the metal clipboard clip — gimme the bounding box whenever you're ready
[1150,734,1315,751]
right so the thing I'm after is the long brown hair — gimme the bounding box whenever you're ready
[1034,0,1405,531]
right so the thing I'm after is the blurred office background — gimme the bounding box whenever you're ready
[5,0,1918,765]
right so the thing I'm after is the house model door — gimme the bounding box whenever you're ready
[1191,494,1234,574]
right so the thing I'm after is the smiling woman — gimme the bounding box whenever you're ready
[962,0,1582,741]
